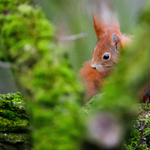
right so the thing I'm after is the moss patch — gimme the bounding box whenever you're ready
[0,92,30,149]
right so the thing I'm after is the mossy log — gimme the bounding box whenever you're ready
[122,104,150,149]
[0,92,30,150]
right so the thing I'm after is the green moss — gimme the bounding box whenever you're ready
[0,132,29,144]
[123,104,150,149]
[0,92,30,149]
[0,3,54,62]
[0,115,28,132]
[0,1,84,149]
[0,0,30,14]
[0,110,16,120]
[0,92,29,132]
[0,92,24,102]
[0,92,27,120]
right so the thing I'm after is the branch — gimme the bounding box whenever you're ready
[59,32,87,42]
[136,123,147,149]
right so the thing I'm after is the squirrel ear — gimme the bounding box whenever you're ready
[112,33,120,48]
[92,13,106,40]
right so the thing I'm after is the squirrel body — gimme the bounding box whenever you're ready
[80,61,112,98]
[79,14,131,99]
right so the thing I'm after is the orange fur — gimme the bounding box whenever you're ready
[79,61,112,98]
[139,81,150,103]
[79,14,131,99]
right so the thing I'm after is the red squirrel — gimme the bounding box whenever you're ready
[79,13,131,99]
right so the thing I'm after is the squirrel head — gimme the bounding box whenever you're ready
[91,14,121,71]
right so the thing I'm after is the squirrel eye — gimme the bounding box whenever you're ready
[103,54,110,60]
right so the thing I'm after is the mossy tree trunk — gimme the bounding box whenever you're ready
[0,93,30,150]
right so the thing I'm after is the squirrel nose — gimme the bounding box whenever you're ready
[91,65,96,70]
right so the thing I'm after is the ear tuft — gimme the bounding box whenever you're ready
[92,13,106,40]
[112,33,120,46]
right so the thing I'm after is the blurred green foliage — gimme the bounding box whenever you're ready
[0,0,84,149]
[0,1,54,62]
[0,0,30,14]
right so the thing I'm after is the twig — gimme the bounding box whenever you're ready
[59,32,87,42]
[135,124,147,149]
[143,132,150,138]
